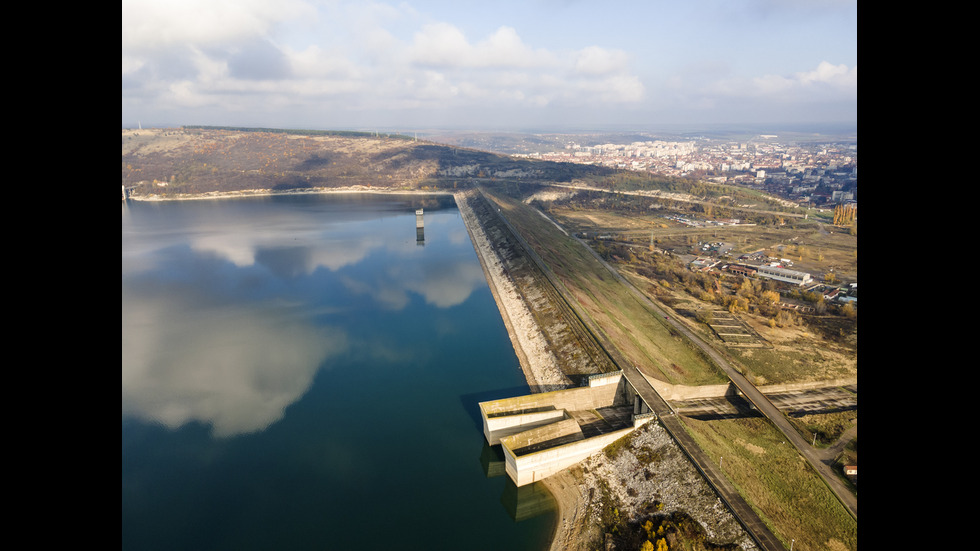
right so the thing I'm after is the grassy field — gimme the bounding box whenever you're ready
[680,416,857,551]
[538,193,857,387]
[482,187,728,387]
[787,410,857,451]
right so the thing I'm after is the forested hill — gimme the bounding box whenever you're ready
[122,126,629,198]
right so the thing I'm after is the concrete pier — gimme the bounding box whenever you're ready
[479,372,654,486]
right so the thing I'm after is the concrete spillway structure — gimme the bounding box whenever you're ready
[479,372,655,486]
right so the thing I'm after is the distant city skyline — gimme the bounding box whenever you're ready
[122,0,857,133]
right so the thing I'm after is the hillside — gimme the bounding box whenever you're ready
[122,127,617,198]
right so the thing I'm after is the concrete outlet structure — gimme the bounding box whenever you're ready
[479,372,655,486]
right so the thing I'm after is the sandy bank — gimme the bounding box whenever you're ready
[539,469,596,551]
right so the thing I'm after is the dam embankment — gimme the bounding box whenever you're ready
[456,189,607,392]
[455,188,761,551]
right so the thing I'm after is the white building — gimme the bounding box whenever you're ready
[755,265,813,286]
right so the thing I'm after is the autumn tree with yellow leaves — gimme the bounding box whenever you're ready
[833,203,856,226]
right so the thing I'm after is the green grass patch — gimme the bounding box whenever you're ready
[726,347,812,385]
[680,416,856,551]
[727,345,852,385]
[786,410,856,448]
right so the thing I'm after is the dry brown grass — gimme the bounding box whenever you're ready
[680,416,857,551]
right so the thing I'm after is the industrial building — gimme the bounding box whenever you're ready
[755,265,813,286]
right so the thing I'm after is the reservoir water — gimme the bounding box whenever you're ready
[122,193,556,551]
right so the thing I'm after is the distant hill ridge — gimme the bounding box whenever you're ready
[123,126,624,198]
[182,125,416,140]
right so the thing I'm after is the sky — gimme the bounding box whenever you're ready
[122,0,857,132]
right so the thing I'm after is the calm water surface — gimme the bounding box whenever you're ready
[122,194,555,551]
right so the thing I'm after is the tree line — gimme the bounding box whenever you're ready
[832,203,856,226]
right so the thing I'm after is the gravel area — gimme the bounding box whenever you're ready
[574,422,758,550]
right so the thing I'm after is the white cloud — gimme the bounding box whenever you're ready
[408,23,555,69]
[476,26,554,68]
[796,61,857,87]
[168,79,214,108]
[574,73,645,103]
[124,0,647,123]
[122,0,313,51]
[409,22,472,67]
[707,61,856,100]
[122,1,851,127]
[574,46,630,76]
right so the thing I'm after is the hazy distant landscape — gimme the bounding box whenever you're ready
[420,123,856,154]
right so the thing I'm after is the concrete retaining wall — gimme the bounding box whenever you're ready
[503,427,635,486]
[481,372,659,486]
[757,377,857,394]
[483,409,569,445]
[480,374,625,444]
[501,418,584,453]
[646,379,733,401]
[646,377,857,401]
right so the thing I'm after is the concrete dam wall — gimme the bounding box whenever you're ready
[479,372,654,486]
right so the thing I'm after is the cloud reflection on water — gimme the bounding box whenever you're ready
[122,200,487,437]
[122,294,348,437]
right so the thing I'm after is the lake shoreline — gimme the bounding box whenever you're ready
[126,185,455,201]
